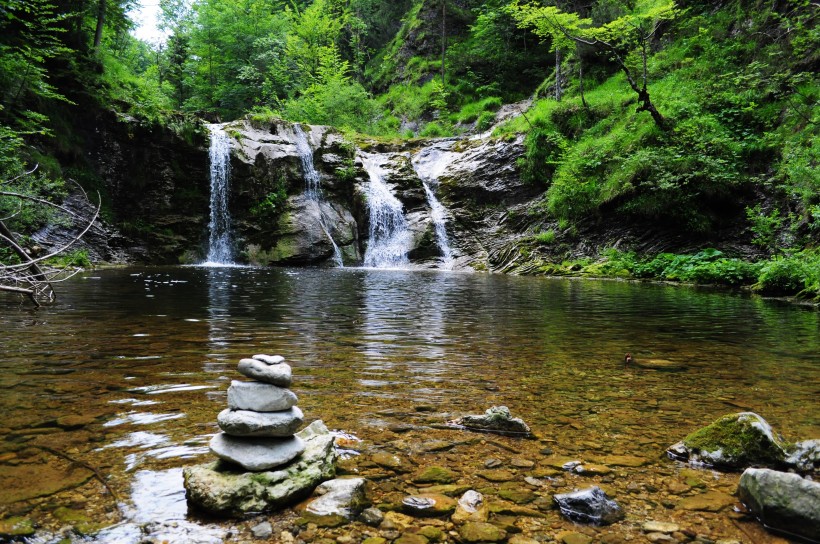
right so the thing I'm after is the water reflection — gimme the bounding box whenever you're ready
[0,266,817,541]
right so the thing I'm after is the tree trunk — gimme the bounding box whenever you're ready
[579,61,587,109]
[93,0,106,49]
[555,48,562,101]
[441,0,446,84]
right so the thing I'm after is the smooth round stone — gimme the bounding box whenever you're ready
[253,354,284,365]
[217,406,303,437]
[209,432,305,471]
[227,380,297,412]
[237,359,292,387]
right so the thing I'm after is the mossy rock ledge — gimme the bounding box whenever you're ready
[667,412,792,470]
[183,420,337,516]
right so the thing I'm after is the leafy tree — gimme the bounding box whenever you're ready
[508,0,679,128]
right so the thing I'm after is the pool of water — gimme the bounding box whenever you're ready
[0,267,817,542]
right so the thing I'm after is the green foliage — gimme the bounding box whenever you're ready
[250,175,288,223]
[533,229,556,244]
[755,250,820,298]
[519,123,567,185]
[746,204,784,249]
[46,249,91,268]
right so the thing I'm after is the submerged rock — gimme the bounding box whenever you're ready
[667,412,791,470]
[209,433,305,471]
[449,406,532,437]
[553,486,624,525]
[737,468,820,542]
[184,420,336,515]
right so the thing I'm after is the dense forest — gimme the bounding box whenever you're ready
[0,0,818,299]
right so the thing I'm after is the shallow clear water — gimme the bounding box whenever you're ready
[0,267,817,542]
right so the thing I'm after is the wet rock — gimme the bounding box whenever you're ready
[305,477,368,524]
[394,534,429,544]
[509,536,540,544]
[209,433,305,471]
[598,455,649,467]
[631,358,687,371]
[785,439,820,473]
[371,452,405,472]
[450,406,531,437]
[511,458,535,469]
[402,494,457,517]
[217,407,304,437]
[0,517,34,538]
[452,490,488,523]
[0,462,94,504]
[676,491,736,512]
[575,464,612,476]
[362,538,387,544]
[423,484,471,496]
[418,525,445,541]
[184,420,336,516]
[226,380,298,412]
[737,467,820,542]
[237,358,292,387]
[413,466,456,484]
[477,469,516,482]
[560,532,593,544]
[251,521,273,539]
[458,521,507,542]
[55,414,96,430]
[498,482,535,504]
[667,412,790,470]
[642,521,680,534]
[553,486,625,525]
[484,458,503,468]
[359,507,385,526]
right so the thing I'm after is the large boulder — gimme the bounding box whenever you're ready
[667,412,791,470]
[184,420,336,516]
[785,439,820,474]
[553,486,625,526]
[449,406,532,437]
[737,468,820,542]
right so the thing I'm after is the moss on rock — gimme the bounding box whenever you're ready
[669,412,790,470]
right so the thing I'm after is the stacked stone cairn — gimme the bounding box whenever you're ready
[209,354,306,471]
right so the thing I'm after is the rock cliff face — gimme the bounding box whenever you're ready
[214,118,539,271]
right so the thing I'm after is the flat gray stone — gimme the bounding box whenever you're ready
[253,354,284,365]
[237,359,292,387]
[217,407,303,437]
[209,433,305,471]
[185,421,336,516]
[227,380,297,412]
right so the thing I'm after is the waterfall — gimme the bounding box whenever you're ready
[412,146,455,268]
[293,125,343,267]
[205,124,233,265]
[361,155,411,268]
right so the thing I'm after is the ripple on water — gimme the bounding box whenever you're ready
[103,411,186,427]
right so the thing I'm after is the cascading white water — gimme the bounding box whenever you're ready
[361,155,412,268]
[293,125,343,267]
[422,182,453,266]
[411,146,456,268]
[205,125,233,265]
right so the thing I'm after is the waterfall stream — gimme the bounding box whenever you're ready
[361,155,412,268]
[205,125,233,265]
[412,146,455,268]
[293,125,343,267]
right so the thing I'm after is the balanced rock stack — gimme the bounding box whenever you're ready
[209,354,307,471]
